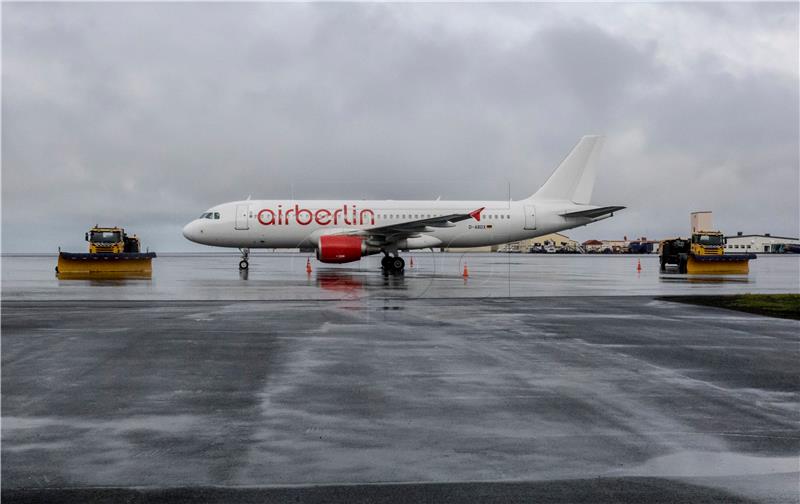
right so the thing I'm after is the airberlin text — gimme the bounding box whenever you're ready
[258,204,375,227]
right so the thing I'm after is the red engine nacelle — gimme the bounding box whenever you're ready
[316,235,366,264]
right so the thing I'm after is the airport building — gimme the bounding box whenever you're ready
[530,233,579,252]
[497,233,579,253]
[447,233,579,253]
[598,239,629,253]
[582,239,604,253]
[582,237,657,254]
[724,232,800,253]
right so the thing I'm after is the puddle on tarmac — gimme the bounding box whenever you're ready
[627,450,799,478]
[2,254,798,301]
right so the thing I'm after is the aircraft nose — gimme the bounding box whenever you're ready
[182,220,202,243]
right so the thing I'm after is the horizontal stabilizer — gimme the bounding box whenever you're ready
[561,205,626,219]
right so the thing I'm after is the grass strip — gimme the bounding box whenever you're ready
[661,294,800,320]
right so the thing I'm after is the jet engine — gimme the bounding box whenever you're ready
[316,235,378,264]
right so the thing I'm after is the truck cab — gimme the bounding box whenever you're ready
[690,231,724,256]
[85,227,141,254]
[86,227,124,253]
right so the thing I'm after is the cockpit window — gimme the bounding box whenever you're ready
[214,212,220,219]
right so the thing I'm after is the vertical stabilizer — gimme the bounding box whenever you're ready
[530,135,604,204]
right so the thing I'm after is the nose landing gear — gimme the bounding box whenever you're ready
[239,248,250,270]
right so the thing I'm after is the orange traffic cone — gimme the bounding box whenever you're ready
[462,262,469,278]
[306,258,313,274]
[636,259,642,273]
[410,256,414,268]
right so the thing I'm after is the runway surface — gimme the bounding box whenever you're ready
[3,294,799,503]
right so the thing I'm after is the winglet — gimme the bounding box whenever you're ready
[469,207,485,222]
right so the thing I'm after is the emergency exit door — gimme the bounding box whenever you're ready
[235,204,249,230]
[524,205,536,230]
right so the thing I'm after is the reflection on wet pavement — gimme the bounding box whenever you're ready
[2,253,798,301]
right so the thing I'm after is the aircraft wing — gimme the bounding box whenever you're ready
[336,207,485,243]
[561,205,625,219]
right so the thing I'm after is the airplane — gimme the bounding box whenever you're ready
[182,135,624,272]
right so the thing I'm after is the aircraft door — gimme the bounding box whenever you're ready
[235,204,249,230]
[524,205,536,230]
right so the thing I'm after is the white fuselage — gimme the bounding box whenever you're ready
[182,198,605,251]
[182,136,621,259]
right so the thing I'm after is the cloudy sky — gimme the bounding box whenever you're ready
[2,2,798,252]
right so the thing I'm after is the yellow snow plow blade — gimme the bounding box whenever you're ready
[56,252,155,279]
[686,254,751,275]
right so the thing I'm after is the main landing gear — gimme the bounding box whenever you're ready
[381,254,405,273]
[239,248,250,270]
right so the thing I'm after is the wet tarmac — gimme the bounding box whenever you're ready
[2,253,799,301]
[2,292,799,503]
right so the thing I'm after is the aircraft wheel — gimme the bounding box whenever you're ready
[239,260,249,270]
[390,257,405,272]
[381,256,392,270]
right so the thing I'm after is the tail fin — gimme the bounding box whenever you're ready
[530,135,604,204]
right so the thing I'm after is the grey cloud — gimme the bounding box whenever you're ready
[2,3,797,252]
